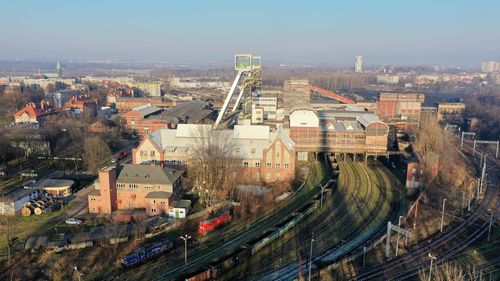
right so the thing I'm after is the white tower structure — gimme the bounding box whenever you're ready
[355,55,363,73]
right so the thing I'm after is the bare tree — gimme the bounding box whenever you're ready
[83,136,112,173]
[188,126,241,208]
[133,211,148,240]
[104,215,126,253]
[418,261,482,281]
[412,114,445,187]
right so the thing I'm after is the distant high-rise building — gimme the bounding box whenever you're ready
[355,56,363,73]
[482,61,500,73]
[56,61,62,78]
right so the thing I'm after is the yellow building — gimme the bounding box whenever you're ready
[437,103,465,122]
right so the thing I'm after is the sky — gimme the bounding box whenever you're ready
[1,0,500,67]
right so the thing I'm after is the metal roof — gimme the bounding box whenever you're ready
[117,164,182,185]
[145,191,173,199]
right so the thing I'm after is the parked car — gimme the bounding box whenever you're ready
[65,218,82,225]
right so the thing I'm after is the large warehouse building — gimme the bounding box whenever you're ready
[289,106,389,161]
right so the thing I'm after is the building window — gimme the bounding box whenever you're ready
[235,148,240,153]
[275,163,281,169]
[255,162,260,168]
[251,148,256,153]
[152,208,157,213]
[150,150,155,157]
[285,163,290,168]
[276,152,280,157]
[267,163,272,168]
[243,162,249,167]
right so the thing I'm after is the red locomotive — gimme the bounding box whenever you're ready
[198,211,231,235]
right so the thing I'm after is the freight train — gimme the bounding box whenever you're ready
[183,189,333,281]
[121,240,173,267]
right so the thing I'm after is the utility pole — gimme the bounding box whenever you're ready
[468,187,472,211]
[428,254,437,281]
[396,216,403,256]
[461,131,464,149]
[440,199,447,233]
[308,234,314,281]
[461,190,465,214]
[74,266,81,281]
[320,184,326,209]
[413,198,419,230]
[362,246,366,268]
[180,234,191,264]
[488,210,494,242]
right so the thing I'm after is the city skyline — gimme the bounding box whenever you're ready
[1,0,500,67]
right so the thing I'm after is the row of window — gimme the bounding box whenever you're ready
[242,162,290,169]
[117,183,139,189]
[139,150,156,157]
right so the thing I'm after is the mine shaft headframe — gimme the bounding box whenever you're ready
[213,54,262,129]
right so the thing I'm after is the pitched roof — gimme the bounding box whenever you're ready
[117,164,182,185]
[145,191,173,199]
[134,104,163,117]
[148,124,295,160]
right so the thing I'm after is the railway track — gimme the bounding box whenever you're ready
[109,160,331,281]
[218,160,367,280]
[349,161,498,281]
[233,160,399,281]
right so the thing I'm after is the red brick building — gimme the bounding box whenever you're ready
[289,107,388,161]
[13,101,60,125]
[132,124,296,183]
[63,96,98,117]
[88,164,183,216]
[405,153,439,189]
[114,97,176,112]
[375,92,425,122]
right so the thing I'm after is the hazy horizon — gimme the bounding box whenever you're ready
[2,0,500,67]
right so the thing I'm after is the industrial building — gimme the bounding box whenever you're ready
[437,102,465,123]
[289,106,388,161]
[375,92,425,122]
[132,124,296,183]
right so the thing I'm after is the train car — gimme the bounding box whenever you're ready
[121,240,173,267]
[297,201,319,217]
[198,211,231,235]
[178,266,212,281]
[208,246,249,278]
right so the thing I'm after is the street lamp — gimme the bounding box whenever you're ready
[488,209,494,242]
[428,253,437,281]
[320,184,326,209]
[440,199,447,233]
[308,234,315,281]
[180,234,191,265]
[74,266,81,281]
[396,215,403,256]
